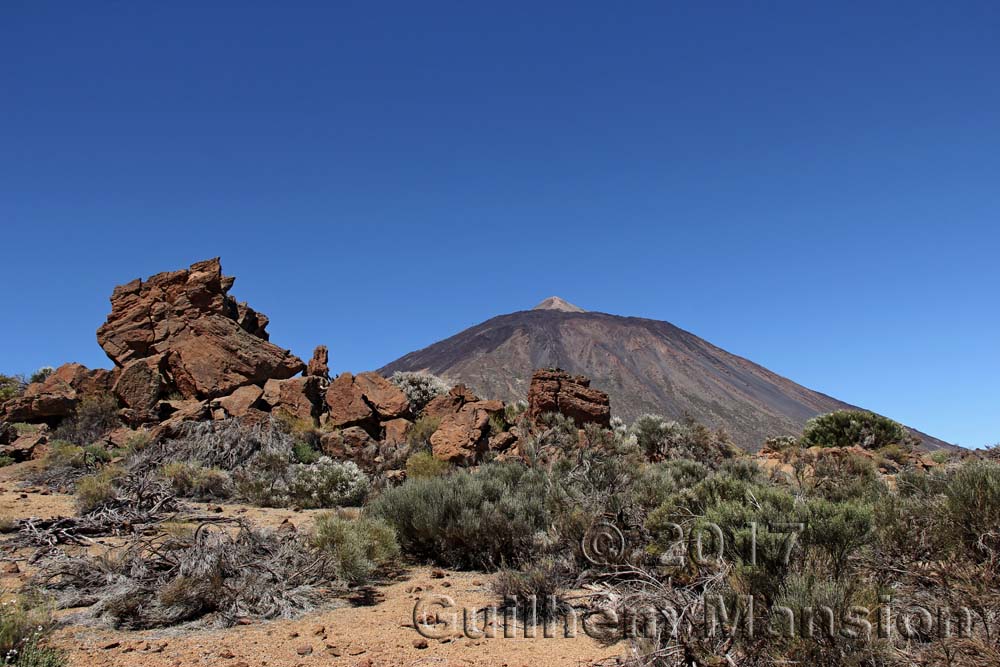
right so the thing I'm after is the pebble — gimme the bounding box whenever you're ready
[412,638,429,649]
[296,645,313,656]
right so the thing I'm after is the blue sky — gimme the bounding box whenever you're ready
[1,2,997,447]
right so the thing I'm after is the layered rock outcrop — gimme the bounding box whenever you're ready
[426,385,504,464]
[96,258,304,401]
[527,368,611,428]
[2,363,115,422]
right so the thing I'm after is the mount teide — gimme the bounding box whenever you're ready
[380,298,950,450]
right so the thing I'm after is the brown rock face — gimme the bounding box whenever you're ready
[324,372,411,430]
[96,258,304,400]
[1,427,49,462]
[214,384,265,419]
[320,426,378,469]
[2,363,115,422]
[527,368,610,428]
[427,385,504,465]
[381,418,412,446]
[306,345,330,379]
[324,373,374,428]
[353,373,409,419]
[113,354,168,422]
[262,377,324,423]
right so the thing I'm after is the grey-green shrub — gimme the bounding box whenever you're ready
[801,410,912,450]
[312,513,399,584]
[369,462,550,569]
[389,371,451,413]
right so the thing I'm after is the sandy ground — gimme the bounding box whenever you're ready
[1,462,625,667]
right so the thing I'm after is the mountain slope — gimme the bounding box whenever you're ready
[379,302,950,451]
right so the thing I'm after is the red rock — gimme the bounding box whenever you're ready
[306,345,330,379]
[423,384,479,420]
[527,368,610,428]
[3,363,115,422]
[214,384,265,418]
[320,426,376,465]
[325,373,373,428]
[354,372,410,419]
[96,258,304,400]
[430,398,503,465]
[262,376,323,422]
[113,354,168,421]
[2,431,48,462]
[382,418,412,446]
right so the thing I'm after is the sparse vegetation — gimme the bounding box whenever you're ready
[405,415,440,449]
[51,394,119,446]
[389,371,450,413]
[311,513,399,584]
[0,597,64,667]
[404,451,450,479]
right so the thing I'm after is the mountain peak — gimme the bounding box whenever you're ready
[533,296,586,313]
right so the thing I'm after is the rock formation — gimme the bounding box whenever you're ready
[425,385,505,465]
[97,258,304,402]
[2,363,115,422]
[306,345,330,379]
[527,368,611,428]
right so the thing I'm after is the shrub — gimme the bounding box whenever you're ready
[74,466,124,514]
[801,410,913,450]
[42,441,86,469]
[369,462,551,569]
[0,374,25,403]
[389,371,451,413]
[493,558,569,622]
[504,400,528,423]
[802,498,873,578]
[312,513,400,584]
[160,462,232,500]
[0,455,14,468]
[943,461,1000,562]
[284,459,370,508]
[28,367,54,385]
[52,394,119,446]
[405,451,450,479]
[806,449,886,502]
[292,440,321,464]
[877,443,911,465]
[0,598,63,667]
[631,459,709,511]
[630,414,737,465]
[406,415,441,449]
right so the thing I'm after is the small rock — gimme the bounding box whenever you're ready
[430,569,445,578]
[311,625,325,636]
[219,649,235,659]
[412,638,429,649]
[102,641,121,650]
[236,617,253,625]
[2,562,20,574]
[288,631,300,638]
[347,646,366,655]
[296,645,313,656]
[441,581,451,588]
[325,646,342,657]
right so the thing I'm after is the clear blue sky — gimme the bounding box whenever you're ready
[2,2,997,447]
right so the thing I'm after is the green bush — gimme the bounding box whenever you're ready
[405,451,451,479]
[943,461,1000,561]
[630,414,737,465]
[369,462,551,569]
[28,367,54,385]
[160,462,232,500]
[802,498,873,578]
[311,513,400,584]
[406,415,441,449]
[42,441,86,469]
[0,374,25,403]
[74,466,123,514]
[292,440,321,464]
[493,558,568,621]
[0,597,64,667]
[801,410,912,450]
[0,455,14,468]
[52,394,119,446]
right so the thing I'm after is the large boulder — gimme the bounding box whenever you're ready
[96,258,304,400]
[324,371,410,430]
[113,354,168,422]
[527,368,611,428]
[213,384,265,419]
[425,384,504,465]
[2,363,115,423]
[261,376,324,423]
